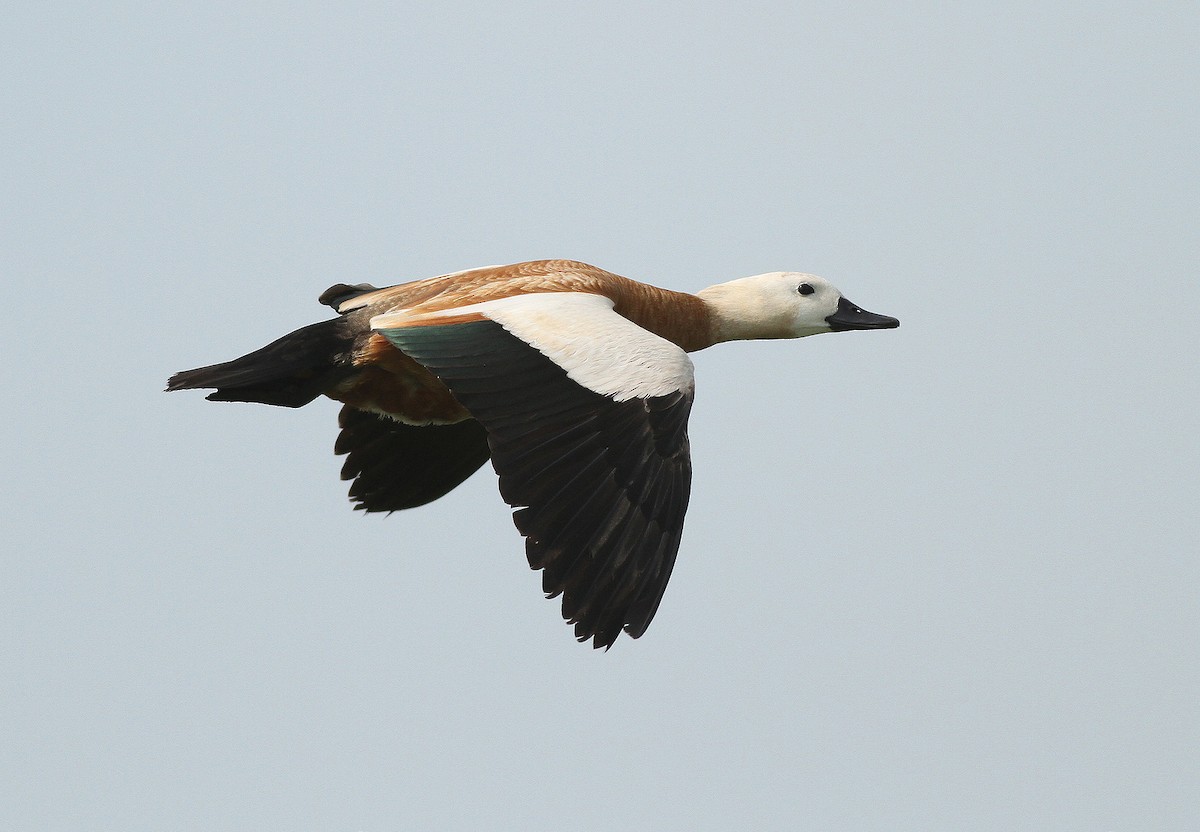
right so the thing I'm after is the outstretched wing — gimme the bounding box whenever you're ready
[373,293,695,648]
[334,405,491,512]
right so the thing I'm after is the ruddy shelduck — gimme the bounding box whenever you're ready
[168,259,899,647]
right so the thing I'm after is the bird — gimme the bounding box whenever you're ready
[167,259,899,647]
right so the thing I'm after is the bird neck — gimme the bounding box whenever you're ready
[608,280,717,352]
[695,282,794,345]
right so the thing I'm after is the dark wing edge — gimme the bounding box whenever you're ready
[380,319,693,648]
[334,405,491,512]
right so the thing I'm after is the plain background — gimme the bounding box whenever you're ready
[3,2,1197,829]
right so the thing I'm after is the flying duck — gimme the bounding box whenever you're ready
[167,259,899,647]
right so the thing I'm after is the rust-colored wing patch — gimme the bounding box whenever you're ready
[326,332,470,424]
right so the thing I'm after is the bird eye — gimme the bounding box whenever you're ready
[798,283,815,296]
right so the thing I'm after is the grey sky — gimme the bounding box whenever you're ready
[3,2,1197,829]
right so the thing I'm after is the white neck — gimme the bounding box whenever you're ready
[696,281,800,344]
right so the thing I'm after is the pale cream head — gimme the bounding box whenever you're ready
[696,272,848,343]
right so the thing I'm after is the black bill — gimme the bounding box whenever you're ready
[825,296,900,331]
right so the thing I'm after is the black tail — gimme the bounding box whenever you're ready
[166,317,355,408]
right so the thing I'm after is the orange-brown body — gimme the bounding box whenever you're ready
[327,260,713,424]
